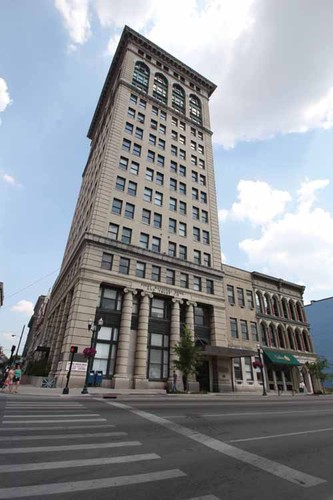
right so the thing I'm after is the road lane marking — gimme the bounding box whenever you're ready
[228,427,333,443]
[187,496,220,500]
[108,402,326,488]
[0,469,186,498]
[0,453,160,473]
[0,424,115,431]
[0,431,127,441]
[4,414,100,418]
[1,418,107,424]
[0,441,141,454]
[165,408,333,418]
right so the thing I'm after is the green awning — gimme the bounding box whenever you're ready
[263,350,301,366]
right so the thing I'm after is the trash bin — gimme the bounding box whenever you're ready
[87,370,95,386]
[95,370,103,386]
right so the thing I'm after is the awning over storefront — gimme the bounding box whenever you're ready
[204,346,257,358]
[263,350,301,366]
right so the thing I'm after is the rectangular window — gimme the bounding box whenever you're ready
[151,119,158,130]
[192,170,198,182]
[153,212,162,228]
[169,197,177,212]
[203,253,211,267]
[233,357,242,380]
[157,154,165,167]
[139,98,146,109]
[180,273,189,288]
[199,159,205,169]
[151,236,161,253]
[135,127,143,140]
[122,138,131,152]
[112,198,122,215]
[194,276,202,291]
[240,320,249,340]
[202,230,210,244]
[192,207,199,220]
[146,168,154,182]
[136,261,146,278]
[121,227,132,244]
[152,105,158,116]
[158,138,165,150]
[125,203,135,219]
[169,218,177,233]
[179,222,186,237]
[171,116,178,126]
[101,253,113,270]
[144,187,153,202]
[151,265,161,282]
[244,358,254,381]
[170,161,177,173]
[179,245,187,260]
[179,182,186,195]
[155,172,164,185]
[160,110,167,120]
[206,279,214,295]
[171,145,177,156]
[191,155,197,166]
[119,257,130,275]
[142,209,151,225]
[179,201,186,215]
[246,290,254,308]
[198,144,204,154]
[201,210,208,223]
[191,140,197,150]
[198,131,203,140]
[159,124,166,134]
[137,112,145,123]
[116,176,125,191]
[251,322,259,342]
[199,175,206,186]
[230,318,238,339]
[179,149,186,160]
[179,121,185,130]
[172,130,178,140]
[192,188,199,200]
[128,107,135,118]
[200,191,207,204]
[154,192,163,206]
[170,178,177,191]
[125,122,133,134]
[166,269,175,285]
[191,127,196,136]
[127,181,137,196]
[108,223,119,240]
[193,250,201,265]
[179,165,186,177]
[130,161,139,175]
[140,233,149,249]
[227,285,235,305]
[149,134,156,145]
[130,94,137,104]
[119,156,128,170]
[150,298,167,319]
[193,227,200,241]
[179,134,186,145]
[237,288,245,307]
[168,241,176,257]
[147,150,155,163]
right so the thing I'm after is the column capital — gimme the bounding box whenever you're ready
[186,300,197,307]
[172,298,183,304]
[141,291,153,298]
[124,288,137,295]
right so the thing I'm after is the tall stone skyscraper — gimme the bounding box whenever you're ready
[45,26,230,390]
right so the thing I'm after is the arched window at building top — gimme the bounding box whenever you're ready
[153,73,168,105]
[296,302,304,322]
[172,84,185,114]
[269,324,277,347]
[287,327,295,350]
[272,296,280,317]
[290,301,297,321]
[282,298,289,319]
[260,323,268,346]
[256,291,263,314]
[132,61,150,93]
[189,94,202,125]
[277,325,285,348]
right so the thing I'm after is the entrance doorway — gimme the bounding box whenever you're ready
[196,360,210,392]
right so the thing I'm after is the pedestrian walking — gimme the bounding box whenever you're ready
[172,370,178,393]
[1,366,15,393]
[13,364,22,393]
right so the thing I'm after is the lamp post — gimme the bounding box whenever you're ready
[257,344,267,396]
[81,317,103,394]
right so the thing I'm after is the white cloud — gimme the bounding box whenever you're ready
[220,180,291,226]
[1,173,18,186]
[225,178,333,297]
[11,300,34,316]
[0,77,12,118]
[54,0,91,49]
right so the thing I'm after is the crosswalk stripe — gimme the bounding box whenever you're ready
[0,424,114,431]
[0,452,160,473]
[5,405,83,408]
[0,469,186,498]
[0,441,141,454]
[0,432,127,441]
[4,414,100,418]
[186,496,221,500]
[1,418,107,423]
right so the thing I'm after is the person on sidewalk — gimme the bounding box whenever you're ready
[13,364,22,393]
[172,371,178,393]
[1,366,15,393]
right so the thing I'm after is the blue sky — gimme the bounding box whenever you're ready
[1,0,333,355]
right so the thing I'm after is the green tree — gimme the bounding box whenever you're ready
[307,357,332,393]
[173,325,202,392]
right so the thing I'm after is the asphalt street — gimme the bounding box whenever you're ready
[1,394,333,499]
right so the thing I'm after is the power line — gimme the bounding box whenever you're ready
[5,269,59,300]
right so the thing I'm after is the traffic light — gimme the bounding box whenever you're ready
[70,346,78,354]
[11,345,16,355]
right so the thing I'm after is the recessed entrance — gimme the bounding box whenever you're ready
[196,360,210,392]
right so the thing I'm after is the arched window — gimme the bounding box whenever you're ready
[189,94,202,125]
[295,329,303,351]
[132,61,150,93]
[287,328,295,350]
[289,301,297,321]
[260,323,268,346]
[281,298,289,319]
[296,302,304,322]
[277,325,285,348]
[256,292,263,313]
[269,324,277,347]
[263,294,272,315]
[302,330,311,351]
[153,73,168,105]
[172,84,185,114]
[272,296,280,317]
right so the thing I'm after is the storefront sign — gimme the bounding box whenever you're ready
[65,361,87,372]
[140,284,183,298]
[294,356,317,365]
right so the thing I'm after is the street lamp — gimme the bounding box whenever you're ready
[81,317,103,394]
[257,344,267,396]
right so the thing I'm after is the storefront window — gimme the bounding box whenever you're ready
[148,332,169,380]
[92,326,118,377]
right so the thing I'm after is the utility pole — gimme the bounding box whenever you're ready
[14,325,25,363]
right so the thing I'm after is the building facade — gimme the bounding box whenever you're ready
[23,294,50,363]
[0,282,3,308]
[223,264,318,393]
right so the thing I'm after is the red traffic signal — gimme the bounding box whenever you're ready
[70,346,78,354]
[11,345,16,354]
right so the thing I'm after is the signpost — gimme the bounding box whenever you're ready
[62,346,78,395]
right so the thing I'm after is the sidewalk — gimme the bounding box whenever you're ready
[1,384,325,400]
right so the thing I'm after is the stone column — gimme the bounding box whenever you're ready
[167,298,183,391]
[113,288,137,389]
[185,300,199,392]
[134,292,153,389]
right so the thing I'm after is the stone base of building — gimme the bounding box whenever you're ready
[133,377,149,389]
[112,376,132,389]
